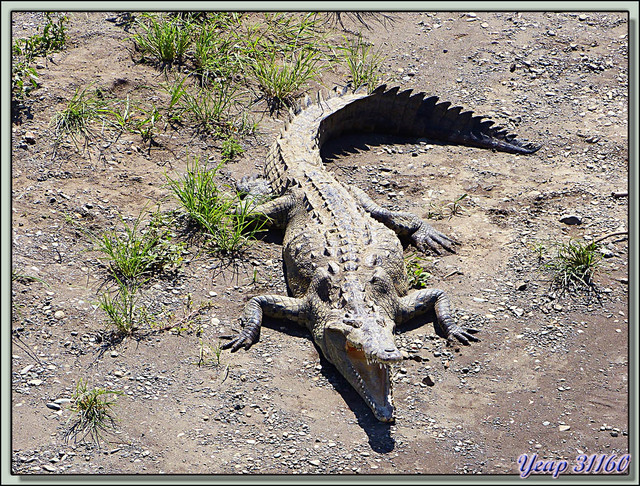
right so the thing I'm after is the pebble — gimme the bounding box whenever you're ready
[46,402,61,411]
[24,132,36,144]
[558,425,571,432]
[559,214,582,225]
[20,364,34,375]
[422,376,435,386]
[54,310,65,320]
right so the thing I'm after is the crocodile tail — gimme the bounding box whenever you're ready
[318,84,541,155]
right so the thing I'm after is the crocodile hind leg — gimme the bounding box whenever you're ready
[348,186,457,254]
[398,288,479,345]
[221,295,309,352]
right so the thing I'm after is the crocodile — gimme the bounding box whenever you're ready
[222,84,540,422]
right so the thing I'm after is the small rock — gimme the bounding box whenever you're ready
[422,375,435,386]
[558,425,571,432]
[309,459,321,466]
[46,402,61,411]
[27,379,43,386]
[559,214,582,225]
[516,281,527,291]
[600,248,615,258]
[20,364,34,375]
[24,132,37,145]
[54,310,65,320]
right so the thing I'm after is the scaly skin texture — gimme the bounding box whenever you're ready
[223,85,539,422]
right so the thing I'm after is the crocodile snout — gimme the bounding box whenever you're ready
[375,346,403,364]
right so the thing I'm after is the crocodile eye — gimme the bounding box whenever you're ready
[370,267,388,286]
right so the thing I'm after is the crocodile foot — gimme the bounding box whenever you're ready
[220,328,258,352]
[446,324,480,346]
[411,222,458,254]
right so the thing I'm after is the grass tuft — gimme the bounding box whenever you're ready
[64,379,123,447]
[166,158,267,254]
[92,209,184,283]
[97,276,154,336]
[131,13,193,66]
[337,33,385,92]
[12,12,68,101]
[545,239,602,292]
[251,47,323,110]
[405,253,432,289]
[50,84,109,150]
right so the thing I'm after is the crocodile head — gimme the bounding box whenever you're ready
[311,268,402,422]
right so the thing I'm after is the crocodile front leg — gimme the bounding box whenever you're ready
[237,191,299,229]
[398,289,479,345]
[222,295,309,352]
[349,186,456,254]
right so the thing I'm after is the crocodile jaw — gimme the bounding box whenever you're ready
[325,328,400,422]
[345,340,395,421]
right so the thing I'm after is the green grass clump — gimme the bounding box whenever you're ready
[545,239,602,292]
[64,379,123,447]
[337,33,385,93]
[191,21,244,83]
[50,84,109,150]
[166,158,267,254]
[179,82,242,133]
[97,277,154,336]
[405,253,432,289]
[93,210,184,283]
[12,12,68,101]
[251,47,323,110]
[130,13,193,66]
[221,136,244,162]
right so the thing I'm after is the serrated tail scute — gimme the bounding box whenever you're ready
[316,85,540,155]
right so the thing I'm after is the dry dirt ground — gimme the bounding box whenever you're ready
[7,9,633,478]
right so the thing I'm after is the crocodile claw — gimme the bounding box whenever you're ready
[220,330,258,352]
[447,326,480,346]
[412,223,457,254]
